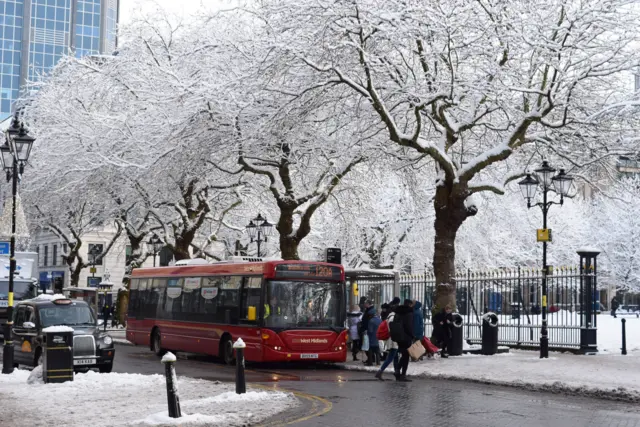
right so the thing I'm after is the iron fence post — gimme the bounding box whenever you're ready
[621,318,627,356]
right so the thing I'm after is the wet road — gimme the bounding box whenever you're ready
[110,344,640,427]
[4,341,640,426]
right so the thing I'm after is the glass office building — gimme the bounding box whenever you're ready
[0,0,119,119]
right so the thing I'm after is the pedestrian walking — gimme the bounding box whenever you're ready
[359,300,376,364]
[347,305,363,361]
[374,299,400,381]
[611,297,620,318]
[380,303,391,321]
[433,304,454,358]
[367,310,382,366]
[359,296,367,312]
[388,299,415,382]
[412,300,425,361]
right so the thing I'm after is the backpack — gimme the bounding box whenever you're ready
[376,319,390,340]
[389,314,406,343]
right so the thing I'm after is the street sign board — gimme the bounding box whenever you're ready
[537,229,552,242]
[0,242,9,255]
[90,267,97,274]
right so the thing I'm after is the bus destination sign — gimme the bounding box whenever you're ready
[274,264,342,281]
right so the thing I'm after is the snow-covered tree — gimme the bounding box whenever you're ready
[249,0,640,309]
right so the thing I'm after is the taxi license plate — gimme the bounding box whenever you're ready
[74,359,94,366]
[300,354,318,359]
[0,301,8,308]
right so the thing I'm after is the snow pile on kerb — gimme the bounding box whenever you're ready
[0,369,297,427]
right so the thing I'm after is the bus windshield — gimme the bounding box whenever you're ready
[265,280,344,330]
[0,281,36,300]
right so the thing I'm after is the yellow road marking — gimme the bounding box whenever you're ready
[252,384,332,426]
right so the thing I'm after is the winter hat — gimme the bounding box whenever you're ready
[390,297,401,305]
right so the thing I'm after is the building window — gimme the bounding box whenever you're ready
[53,244,58,266]
[44,245,48,267]
[88,243,104,266]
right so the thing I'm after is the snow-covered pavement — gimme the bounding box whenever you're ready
[343,350,640,402]
[0,361,298,426]
[343,315,640,402]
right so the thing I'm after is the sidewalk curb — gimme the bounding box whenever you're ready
[337,363,640,403]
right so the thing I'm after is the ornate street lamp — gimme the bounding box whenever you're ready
[245,214,273,257]
[518,161,574,359]
[1,114,35,375]
[146,234,163,267]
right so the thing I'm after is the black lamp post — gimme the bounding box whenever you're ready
[518,161,574,359]
[245,214,273,257]
[1,114,35,375]
[147,234,163,267]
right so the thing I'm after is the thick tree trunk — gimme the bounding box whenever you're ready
[280,236,301,260]
[173,238,191,261]
[277,204,301,260]
[432,184,474,313]
[70,264,82,288]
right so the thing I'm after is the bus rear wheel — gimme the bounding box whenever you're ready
[221,338,236,366]
[152,330,165,357]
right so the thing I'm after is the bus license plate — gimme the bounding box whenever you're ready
[300,354,318,359]
[74,359,93,366]
[0,301,7,308]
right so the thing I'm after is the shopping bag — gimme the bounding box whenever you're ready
[361,335,370,352]
[408,340,426,361]
[421,336,440,354]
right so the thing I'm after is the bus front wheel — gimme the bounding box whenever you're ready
[221,337,236,366]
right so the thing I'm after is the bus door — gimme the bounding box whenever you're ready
[239,276,263,361]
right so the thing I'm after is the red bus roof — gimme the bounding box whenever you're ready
[131,260,345,281]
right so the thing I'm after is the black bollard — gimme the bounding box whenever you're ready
[161,352,181,418]
[622,318,627,356]
[234,338,246,394]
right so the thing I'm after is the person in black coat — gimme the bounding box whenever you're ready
[359,300,376,364]
[611,297,620,318]
[391,300,415,382]
[433,304,454,357]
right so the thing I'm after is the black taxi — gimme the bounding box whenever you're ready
[11,296,115,373]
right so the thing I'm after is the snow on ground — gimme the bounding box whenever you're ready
[344,314,640,402]
[0,367,297,427]
[343,351,640,402]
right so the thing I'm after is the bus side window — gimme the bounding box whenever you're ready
[181,277,201,321]
[138,279,149,319]
[128,279,140,319]
[199,277,220,321]
[217,276,241,324]
[161,278,182,321]
[152,278,168,319]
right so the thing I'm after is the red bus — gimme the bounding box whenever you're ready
[126,258,348,363]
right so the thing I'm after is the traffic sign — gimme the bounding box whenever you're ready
[0,242,9,255]
[90,267,97,274]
